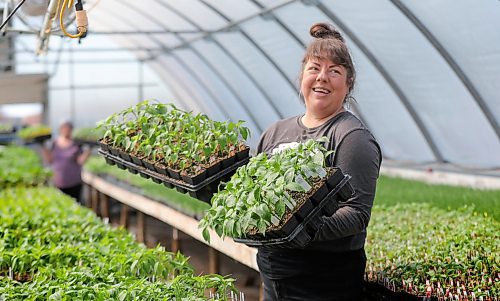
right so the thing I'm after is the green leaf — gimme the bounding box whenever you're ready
[285,182,305,192]
[313,151,325,166]
[202,228,210,243]
[276,200,286,217]
[131,259,139,273]
[118,291,127,301]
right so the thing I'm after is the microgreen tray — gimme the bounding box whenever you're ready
[21,134,52,144]
[98,149,249,203]
[233,170,353,248]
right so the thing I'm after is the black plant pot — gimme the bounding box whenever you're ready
[139,171,150,179]
[221,155,236,169]
[168,169,181,180]
[110,147,120,157]
[143,160,156,172]
[152,177,162,184]
[163,181,173,189]
[154,164,169,176]
[181,170,207,186]
[205,161,221,177]
[175,186,187,194]
[321,198,339,216]
[236,147,250,161]
[267,215,299,238]
[98,139,109,152]
[118,150,131,162]
[130,155,144,167]
[116,163,126,170]
[326,169,344,190]
[127,166,138,175]
[104,157,116,166]
[294,199,315,221]
[310,184,329,205]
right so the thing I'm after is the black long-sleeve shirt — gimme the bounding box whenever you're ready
[256,111,381,274]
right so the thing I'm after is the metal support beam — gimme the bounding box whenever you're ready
[390,0,499,139]
[0,59,153,66]
[316,2,444,163]
[181,47,264,132]
[156,1,295,122]
[50,82,157,90]
[0,46,164,54]
[138,60,144,102]
[120,1,262,130]
[166,0,298,93]
[6,28,205,35]
[102,1,229,117]
[154,0,299,52]
[207,36,284,119]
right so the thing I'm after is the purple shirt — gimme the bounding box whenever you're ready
[52,141,82,188]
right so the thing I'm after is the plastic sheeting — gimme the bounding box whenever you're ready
[11,0,500,168]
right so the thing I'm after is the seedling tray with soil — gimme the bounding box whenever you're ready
[233,170,352,248]
[96,101,252,200]
[98,149,249,203]
[199,138,355,246]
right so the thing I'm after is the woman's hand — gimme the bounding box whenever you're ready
[77,146,91,166]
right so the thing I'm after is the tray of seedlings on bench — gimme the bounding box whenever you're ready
[97,100,251,203]
[199,137,355,248]
[18,124,52,144]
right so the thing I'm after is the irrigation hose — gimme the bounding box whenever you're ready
[59,0,87,38]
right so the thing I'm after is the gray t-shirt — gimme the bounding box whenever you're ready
[257,111,382,253]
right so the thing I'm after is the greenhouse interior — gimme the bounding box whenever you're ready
[0,0,499,300]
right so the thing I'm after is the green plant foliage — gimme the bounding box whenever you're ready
[0,187,237,300]
[200,138,332,242]
[73,126,105,142]
[366,203,499,299]
[0,145,51,188]
[97,100,250,175]
[0,123,14,133]
[84,156,210,217]
[376,175,500,221]
[17,124,51,140]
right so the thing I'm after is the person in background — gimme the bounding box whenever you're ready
[42,120,90,204]
[256,22,382,300]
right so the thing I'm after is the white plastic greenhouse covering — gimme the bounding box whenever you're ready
[5,0,500,170]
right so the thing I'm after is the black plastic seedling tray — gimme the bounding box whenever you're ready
[98,149,249,203]
[21,134,52,145]
[233,169,353,248]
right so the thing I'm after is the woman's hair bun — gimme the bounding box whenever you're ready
[309,22,344,42]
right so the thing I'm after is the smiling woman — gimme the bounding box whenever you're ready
[256,23,382,301]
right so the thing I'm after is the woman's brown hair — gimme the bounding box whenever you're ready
[300,22,356,104]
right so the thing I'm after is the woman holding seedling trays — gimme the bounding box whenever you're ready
[255,23,382,300]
